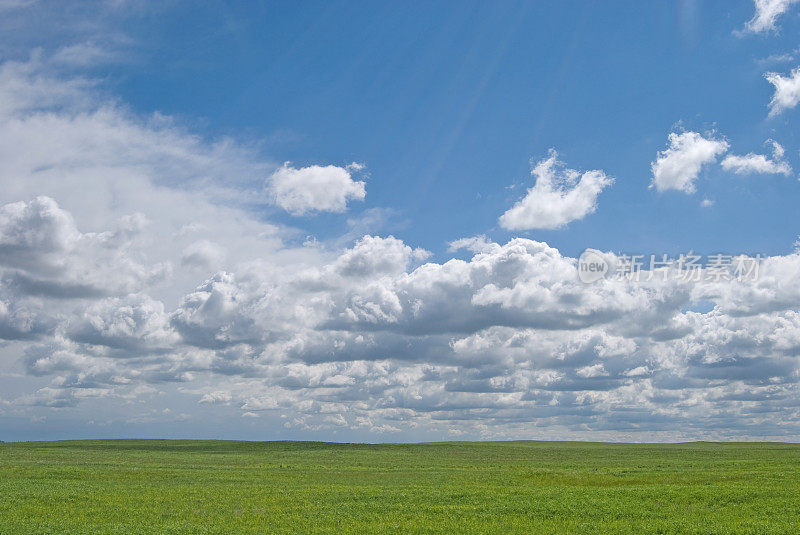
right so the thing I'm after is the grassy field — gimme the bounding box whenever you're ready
[2,440,800,534]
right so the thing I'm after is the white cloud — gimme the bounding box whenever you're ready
[757,48,800,66]
[332,235,429,278]
[742,0,799,34]
[721,140,792,175]
[198,390,231,405]
[267,163,366,215]
[0,297,53,340]
[576,363,608,378]
[499,150,613,230]
[700,199,715,208]
[51,43,118,67]
[181,240,226,269]
[0,196,168,297]
[0,0,36,11]
[65,294,177,352]
[650,131,729,193]
[765,67,800,116]
[0,196,80,271]
[170,272,265,350]
[769,138,786,159]
[448,235,498,254]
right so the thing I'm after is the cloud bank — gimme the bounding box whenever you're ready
[5,188,800,440]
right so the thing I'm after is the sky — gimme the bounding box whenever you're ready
[2,0,800,442]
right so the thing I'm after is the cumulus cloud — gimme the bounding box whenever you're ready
[0,197,168,298]
[66,294,177,353]
[650,131,729,193]
[267,163,366,215]
[0,196,80,272]
[742,0,799,34]
[765,67,800,116]
[170,272,265,350]
[0,297,53,340]
[332,235,429,278]
[721,140,792,175]
[499,150,613,230]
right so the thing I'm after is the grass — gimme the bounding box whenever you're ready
[1,440,800,533]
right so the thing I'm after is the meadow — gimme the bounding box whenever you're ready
[1,440,800,533]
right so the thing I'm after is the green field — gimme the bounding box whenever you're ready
[2,440,800,533]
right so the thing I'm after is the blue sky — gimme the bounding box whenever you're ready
[2,0,800,442]
[89,0,800,257]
